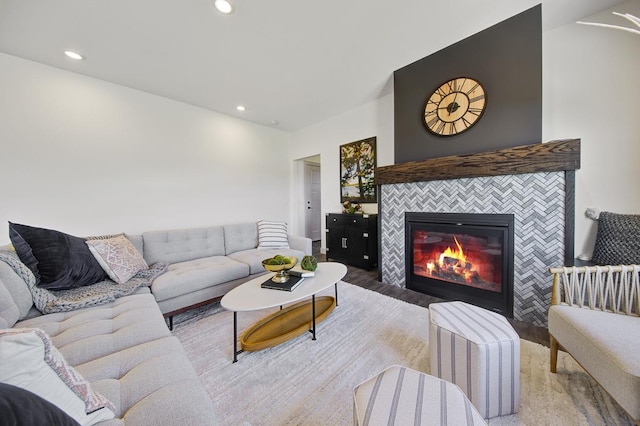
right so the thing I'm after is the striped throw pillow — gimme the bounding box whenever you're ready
[257,220,290,249]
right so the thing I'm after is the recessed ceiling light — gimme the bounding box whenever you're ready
[64,50,84,60]
[214,0,234,14]
[236,105,246,112]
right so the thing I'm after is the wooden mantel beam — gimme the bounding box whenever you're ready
[375,139,580,186]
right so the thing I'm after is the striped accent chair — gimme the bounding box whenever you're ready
[429,301,520,419]
[353,365,486,426]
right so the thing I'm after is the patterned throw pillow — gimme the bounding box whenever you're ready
[257,220,290,249]
[591,211,640,265]
[86,235,148,284]
[0,328,115,425]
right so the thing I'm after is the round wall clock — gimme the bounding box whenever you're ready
[424,77,487,137]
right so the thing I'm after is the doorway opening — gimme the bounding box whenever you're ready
[301,156,321,242]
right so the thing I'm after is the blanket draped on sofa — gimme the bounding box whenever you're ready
[0,250,167,314]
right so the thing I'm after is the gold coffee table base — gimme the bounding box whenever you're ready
[241,296,336,352]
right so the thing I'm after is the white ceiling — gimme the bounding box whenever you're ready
[0,0,623,131]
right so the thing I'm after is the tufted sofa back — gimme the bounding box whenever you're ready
[222,223,258,255]
[142,226,225,265]
[0,252,34,328]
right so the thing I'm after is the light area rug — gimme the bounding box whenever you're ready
[172,282,633,425]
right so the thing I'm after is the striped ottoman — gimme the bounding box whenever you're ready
[353,365,486,426]
[429,301,520,419]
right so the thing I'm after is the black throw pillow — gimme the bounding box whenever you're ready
[8,222,107,290]
[0,382,80,426]
[8,224,41,281]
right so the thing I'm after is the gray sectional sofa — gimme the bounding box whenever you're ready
[139,222,310,324]
[0,222,311,425]
[8,291,218,425]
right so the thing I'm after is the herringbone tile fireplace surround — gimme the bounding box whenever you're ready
[375,140,580,327]
[380,172,565,327]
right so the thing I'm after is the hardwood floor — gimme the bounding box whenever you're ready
[313,241,550,347]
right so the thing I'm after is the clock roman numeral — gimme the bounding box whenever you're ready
[424,109,437,118]
[426,116,439,127]
[461,117,472,128]
[435,120,445,134]
[436,87,448,98]
[468,107,483,116]
[469,94,484,103]
[449,122,457,135]
[466,82,479,94]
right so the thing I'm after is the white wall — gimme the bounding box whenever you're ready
[543,0,640,257]
[0,53,292,244]
[3,1,639,256]
[289,94,394,249]
[291,1,640,258]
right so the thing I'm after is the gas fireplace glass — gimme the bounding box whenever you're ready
[412,230,503,293]
[405,212,514,317]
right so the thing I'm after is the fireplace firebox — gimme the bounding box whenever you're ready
[405,212,514,317]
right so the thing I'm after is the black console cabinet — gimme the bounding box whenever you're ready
[326,213,378,270]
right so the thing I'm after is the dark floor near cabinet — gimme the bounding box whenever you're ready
[314,241,550,347]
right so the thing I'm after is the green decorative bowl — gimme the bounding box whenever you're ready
[262,256,298,283]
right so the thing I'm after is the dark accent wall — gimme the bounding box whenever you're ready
[394,5,542,164]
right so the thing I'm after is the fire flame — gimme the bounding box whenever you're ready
[425,236,477,283]
[417,232,500,291]
[438,236,466,265]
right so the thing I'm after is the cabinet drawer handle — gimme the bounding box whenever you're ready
[363,232,369,238]
[363,255,369,260]
[341,238,347,249]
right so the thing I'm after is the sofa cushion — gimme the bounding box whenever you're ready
[223,222,258,255]
[0,328,115,425]
[151,256,249,302]
[0,257,34,320]
[142,226,225,265]
[126,234,144,257]
[75,336,219,425]
[8,222,107,290]
[257,220,290,249]
[0,276,20,328]
[549,305,640,419]
[0,382,80,426]
[228,248,306,275]
[15,293,171,367]
[86,235,148,284]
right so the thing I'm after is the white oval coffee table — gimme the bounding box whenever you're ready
[221,262,347,362]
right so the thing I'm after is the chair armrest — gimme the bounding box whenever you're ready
[288,235,312,256]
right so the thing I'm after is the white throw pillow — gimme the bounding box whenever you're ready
[0,328,115,426]
[86,235,148,284]
[257,220,290,249]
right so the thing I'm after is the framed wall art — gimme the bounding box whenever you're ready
[340,136,377,203]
